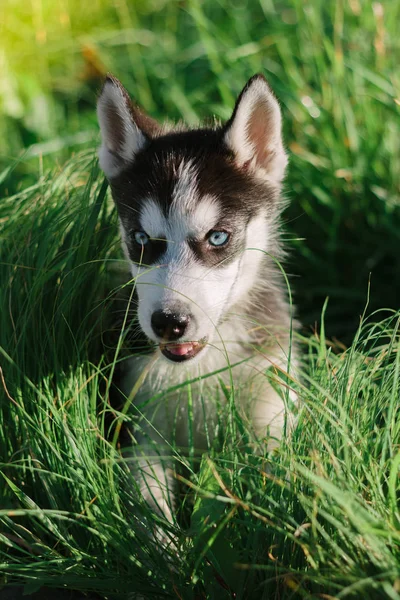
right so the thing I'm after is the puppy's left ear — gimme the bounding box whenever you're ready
[97,74,159,179]
[223,74,287,184]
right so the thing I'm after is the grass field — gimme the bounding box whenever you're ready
[1,1,400,598]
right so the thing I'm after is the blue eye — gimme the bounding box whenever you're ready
[208,230,230,247]
[134,231,149,246]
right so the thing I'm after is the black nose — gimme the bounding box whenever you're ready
[151,310,191,341]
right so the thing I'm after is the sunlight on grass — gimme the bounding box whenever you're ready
[1,0,399,335]
[1,153,400,598]
[1,0,400,597]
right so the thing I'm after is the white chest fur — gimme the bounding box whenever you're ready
[120,316,294,452]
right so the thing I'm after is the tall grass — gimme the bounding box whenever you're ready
[1,153,400,599]
[1,0,399,336]
[1,0,400,598]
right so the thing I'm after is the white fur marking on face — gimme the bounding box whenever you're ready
[97,79,147,178]
[170,161,221,238]
[140,199,167,238]
[170,160,198,214]
[192,196,220,236]
[167,193,221,242]
[135,180,220,249]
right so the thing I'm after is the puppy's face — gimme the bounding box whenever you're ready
[97,75,287,364]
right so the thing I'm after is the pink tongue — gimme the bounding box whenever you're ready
[167,343,194,356]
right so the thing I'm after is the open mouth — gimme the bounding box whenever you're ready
[160,339,207,363]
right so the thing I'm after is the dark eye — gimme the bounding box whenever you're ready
[207,230,230,247]
[133,231,149,246]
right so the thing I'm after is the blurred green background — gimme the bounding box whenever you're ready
[1,0,399,341]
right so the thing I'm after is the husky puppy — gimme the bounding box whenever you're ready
[97,74,296,526]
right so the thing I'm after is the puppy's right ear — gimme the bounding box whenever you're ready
[223,74,287,184]
[97,75,159,179]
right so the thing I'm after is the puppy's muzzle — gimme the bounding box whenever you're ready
[151,310,192,341]
[150,309,206,363]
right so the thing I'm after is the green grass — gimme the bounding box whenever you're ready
[1,0,400,598]
[2,0,400,336]
[1,154,400,599]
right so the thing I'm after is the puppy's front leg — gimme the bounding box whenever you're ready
[244,372,296,450]
[136,445,176,526]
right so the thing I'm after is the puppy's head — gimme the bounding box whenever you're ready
[97,74,287,364]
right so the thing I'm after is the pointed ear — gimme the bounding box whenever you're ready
[97,74,159,179]
[223,74,288,184]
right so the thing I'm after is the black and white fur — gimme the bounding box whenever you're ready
[97,74,296,528]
